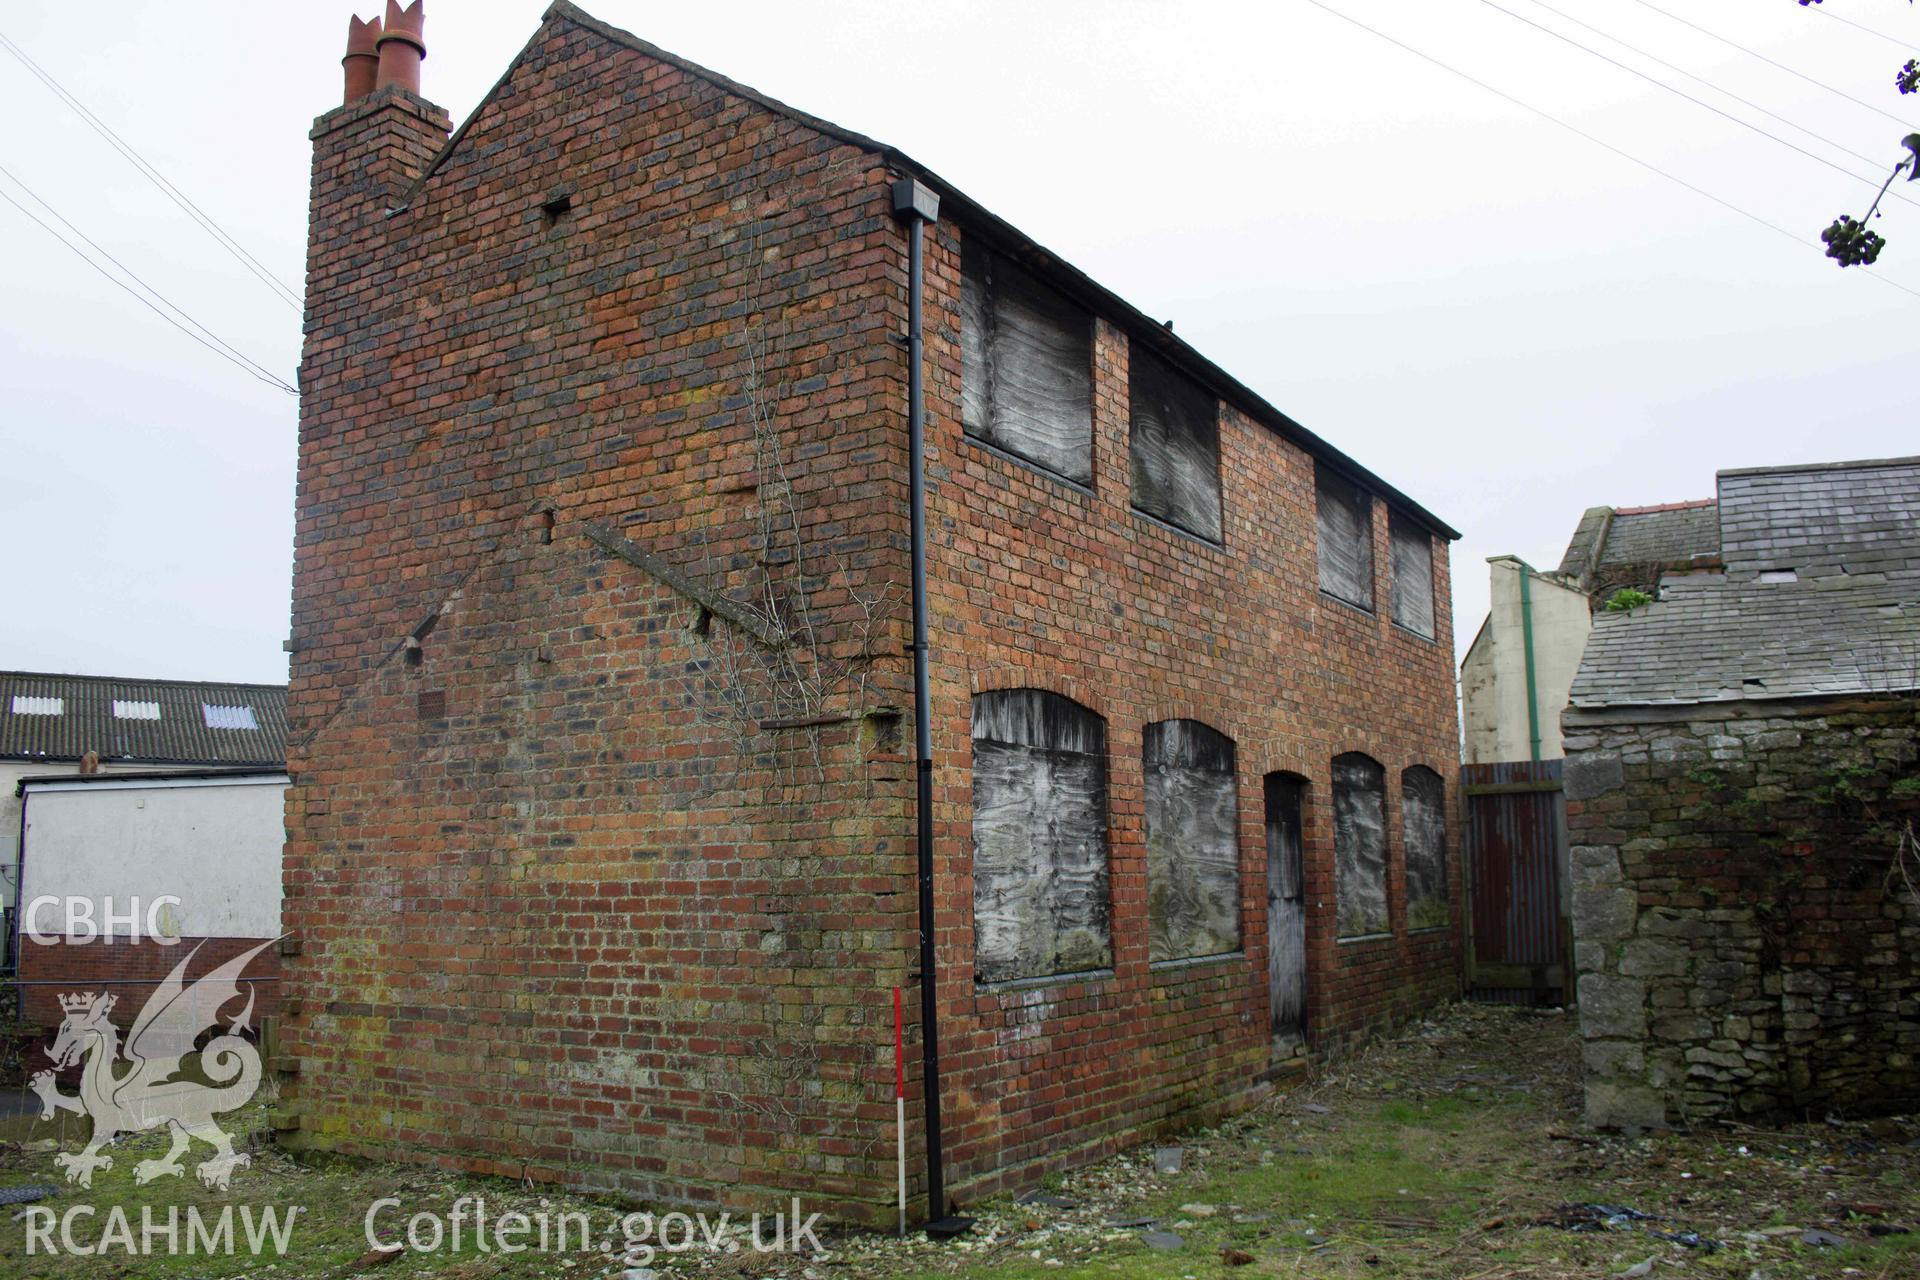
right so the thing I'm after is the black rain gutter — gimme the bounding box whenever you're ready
[891,176,947,1224]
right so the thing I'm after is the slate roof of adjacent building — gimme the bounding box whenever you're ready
[0,671,287,766]
[1717,457,1920,581]
[1557,499,1720,580]
[1599,501,1721,568]
[1570,458,1920,709]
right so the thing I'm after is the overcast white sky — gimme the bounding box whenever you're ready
[1,1,1914,685]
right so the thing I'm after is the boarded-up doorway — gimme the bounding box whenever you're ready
[1264,773,1307,1055]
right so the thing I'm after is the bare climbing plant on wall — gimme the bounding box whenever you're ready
[680,156,903,791]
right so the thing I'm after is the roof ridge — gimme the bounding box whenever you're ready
[0,670,286,692]
[1718,455,1920,480]
[1612,498,1716,516]
[395,0,1460,540]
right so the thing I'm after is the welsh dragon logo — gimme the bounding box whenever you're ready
[31,938,277,1191]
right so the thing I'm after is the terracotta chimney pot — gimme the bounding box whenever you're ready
[342,14,382,104]
[374,0,426,96]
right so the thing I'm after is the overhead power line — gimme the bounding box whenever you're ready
[1295,0,1920,303]
[1479,0,1918,212]
[0,162,292,391]
[1518,0,1911,176]
[0,169,298,395]
[1803,4,1918,53]
[0,27,304,313]
[1625,0,1916,129]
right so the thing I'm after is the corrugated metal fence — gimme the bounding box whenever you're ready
[1462,760,1570,1006]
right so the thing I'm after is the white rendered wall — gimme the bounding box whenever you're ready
[1461,558,1591,763]
[18,775,285,938]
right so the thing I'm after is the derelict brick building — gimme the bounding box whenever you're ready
[284,0,1464,1221]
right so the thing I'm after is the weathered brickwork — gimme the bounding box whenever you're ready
[288,4,1462,1222]
[921,255,1463,1198]
[1565,699,1920,1128]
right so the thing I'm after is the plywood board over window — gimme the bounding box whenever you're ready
[1144,719,1239,961]
[961,239,1095,485]
[1317,472,1374,609]
[971,689,1112,983]
[1129,345,1222,542]
[1390,512,1436,638]
[1402,765,1448,930]
[1332,752,1388,938]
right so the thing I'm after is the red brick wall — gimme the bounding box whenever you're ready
[920,238,1462,1200]
[17,935,281,1033]
[288,8,1460,1223]
[289,15,916,1222]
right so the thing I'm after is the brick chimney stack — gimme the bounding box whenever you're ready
[374,0,427,96]
[341,14,381,104]
[296,7,451,722]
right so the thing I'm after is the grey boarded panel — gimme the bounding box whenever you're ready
[1390,514,1436,637]
[1333,753,1388,937]
[1318,474,1373,608]
[1402,766,1447,930]
[971,691,1112,983]
[1144,720,1240,961]
[961,240,1094,485]
[1128,345,1222,541]
[1264,773,1307,1038]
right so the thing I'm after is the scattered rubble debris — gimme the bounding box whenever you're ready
[0,1002,1911,1278]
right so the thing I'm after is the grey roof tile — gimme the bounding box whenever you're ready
[1598,502,1721,568]
[1718,457,1920,581]
[0,671,287,766]
[1570,571,1919,707]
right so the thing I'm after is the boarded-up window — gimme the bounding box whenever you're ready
[1332,753,1387,938]
[1129,346,1222,541]
[971,690,1111,983]
[1317,472,1374,609]
[961,239,1094,485]
[1390,513,1435,638]
[1144,720,1240,960]
[1402,766,1447,930]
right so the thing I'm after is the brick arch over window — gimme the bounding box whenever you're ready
[969,667,1110,723]
[1331,752,1389,939]
[1401,765,1448,932]
[1143,719,1241,962]
[970,689,1112,984]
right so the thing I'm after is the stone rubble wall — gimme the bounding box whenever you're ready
[1563,698,1919,1129]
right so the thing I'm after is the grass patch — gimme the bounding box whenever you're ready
[2,1005,1915,1280]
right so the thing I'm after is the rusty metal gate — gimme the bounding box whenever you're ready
[1462,760,1570,1005]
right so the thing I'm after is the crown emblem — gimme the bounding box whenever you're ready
[58,991,114,1017]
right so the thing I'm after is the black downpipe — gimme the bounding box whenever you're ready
[890,176,944,1222]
